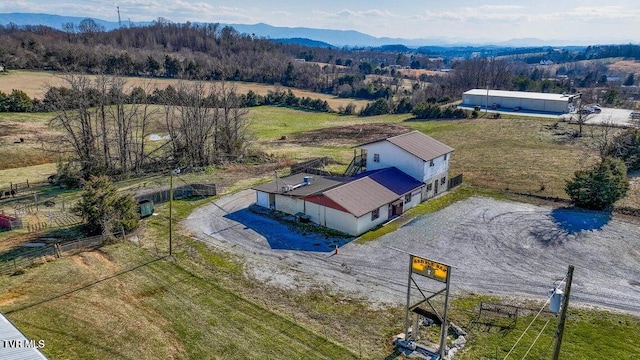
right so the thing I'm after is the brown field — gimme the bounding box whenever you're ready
[0,70,369,111]
[396,68,446,77]
[608,60,640,75]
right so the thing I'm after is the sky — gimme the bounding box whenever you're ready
[2,1,640,43]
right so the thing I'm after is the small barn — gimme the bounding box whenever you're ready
[462,89,580,114]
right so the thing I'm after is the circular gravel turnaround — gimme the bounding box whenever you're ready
[184,190,640,314]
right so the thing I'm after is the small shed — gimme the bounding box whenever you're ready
[0,213,22,230]
[137,200,155,218]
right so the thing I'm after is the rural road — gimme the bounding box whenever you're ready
[183,189,640,314]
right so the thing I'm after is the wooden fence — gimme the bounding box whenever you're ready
[290,157,330,175]
[0,235,105,276]
[134,183,216,204]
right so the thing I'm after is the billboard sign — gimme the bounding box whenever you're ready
[411,255,449,283]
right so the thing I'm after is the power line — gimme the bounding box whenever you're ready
[521,317,552,360]
[502,291,554,360]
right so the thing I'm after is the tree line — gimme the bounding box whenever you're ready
[46,75,255,182]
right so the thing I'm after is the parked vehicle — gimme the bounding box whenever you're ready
[630,111,640,120]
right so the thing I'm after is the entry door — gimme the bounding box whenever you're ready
[434,180,439,195]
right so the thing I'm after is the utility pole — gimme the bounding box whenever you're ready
[169,170,173,256]
[552,265,574,360]
[485,84,489,115]
[117,6,122,28]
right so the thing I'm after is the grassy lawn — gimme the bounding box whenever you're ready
[449,295,640,360]
[0,103,638,359]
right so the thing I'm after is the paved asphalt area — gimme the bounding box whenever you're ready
[184,189,640,313]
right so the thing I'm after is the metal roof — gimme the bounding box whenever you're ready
[351,167,424,195]
[383,131,454,162]
[463,89,579,102]
[0,313,48,360]
[252,172,345,196]
[322,177,400,218]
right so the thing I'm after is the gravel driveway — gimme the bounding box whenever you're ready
[183,190,640,313]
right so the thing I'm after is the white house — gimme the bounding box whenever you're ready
[358,130,454,200]
[252,131,454,236]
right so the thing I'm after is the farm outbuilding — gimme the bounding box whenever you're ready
[462,89,580,114]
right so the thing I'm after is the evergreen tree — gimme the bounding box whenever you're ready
[565,158,629,210]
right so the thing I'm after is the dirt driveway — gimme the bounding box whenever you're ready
[183,190,640,313]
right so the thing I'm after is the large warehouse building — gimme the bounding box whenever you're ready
[462,89,580,114]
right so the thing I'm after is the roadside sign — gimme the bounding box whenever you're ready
[411,255,449,283]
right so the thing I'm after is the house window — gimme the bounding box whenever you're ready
[374,154,380,162]
[426,183,432,191]
[405,193,412,203]
[429,160,434,167]
[371,208,380,220]
[444,153,448,160]
[441,177,446,185]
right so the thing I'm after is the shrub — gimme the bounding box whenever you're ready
[73,176,139,236]
[565,157,629,210]
[359,99,391,117]
[604,129,640,171]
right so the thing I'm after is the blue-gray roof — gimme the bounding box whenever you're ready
[351,167,424,195]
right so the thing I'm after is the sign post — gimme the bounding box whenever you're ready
[402,254,452,359]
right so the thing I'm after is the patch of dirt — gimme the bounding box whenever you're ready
[0,121,59,144]
[284,123,411,147]
[0,233,44,253]
[0,291,21,306]
[70,249,118,270]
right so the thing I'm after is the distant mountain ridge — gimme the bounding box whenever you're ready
[0,12,622,48]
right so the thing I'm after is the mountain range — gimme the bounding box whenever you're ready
[0,12,609,48]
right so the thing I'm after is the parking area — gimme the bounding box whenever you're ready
[184,190,640,313]
[560,107,640,127]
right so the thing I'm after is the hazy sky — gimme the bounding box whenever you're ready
[2,1,639,43]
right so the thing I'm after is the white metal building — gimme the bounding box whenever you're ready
[462,89,580,114]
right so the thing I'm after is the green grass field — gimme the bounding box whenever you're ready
[0,103,639,359]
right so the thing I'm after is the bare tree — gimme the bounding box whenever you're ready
[47,74,103,179]
[214,82,252,162]
[572,92,597,137]
[162,81,251,168]
[47,74,156,179]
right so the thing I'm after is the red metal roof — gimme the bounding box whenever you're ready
[321,177,400,218]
